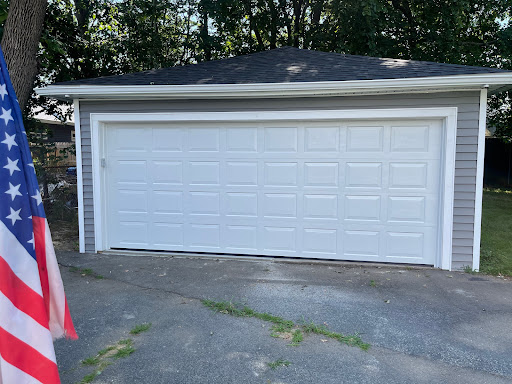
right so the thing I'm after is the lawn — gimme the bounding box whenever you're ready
[480,188,512,276]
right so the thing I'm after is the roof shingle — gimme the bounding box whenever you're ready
[56,46,506,86]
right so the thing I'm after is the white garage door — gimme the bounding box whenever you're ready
[103,118,443,265]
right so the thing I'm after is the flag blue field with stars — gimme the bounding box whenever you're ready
[0,55,43,260]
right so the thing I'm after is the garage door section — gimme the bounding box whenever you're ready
[104,119,442,265]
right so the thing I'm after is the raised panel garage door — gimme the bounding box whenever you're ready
[104,119,443,265]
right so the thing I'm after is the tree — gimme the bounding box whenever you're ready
[1,0,48,112]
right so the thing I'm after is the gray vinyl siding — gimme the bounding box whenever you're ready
[78,91,482,270]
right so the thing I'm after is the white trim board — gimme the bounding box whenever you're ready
[36,73,512,101]
[89,107,458,270]
[73,100,85,253]
[473,89,488,271]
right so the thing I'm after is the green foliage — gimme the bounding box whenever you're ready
[480,189,512,276]
[267,359,291,370]
[1,0,511,131]
[129,323,152,335]
[201,299,370,350]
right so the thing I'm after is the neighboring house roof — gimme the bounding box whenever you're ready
[55,46,506,86]
[33,107,74,126]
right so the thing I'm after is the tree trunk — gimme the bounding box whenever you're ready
[199,0,211,61]
[1,0,48,112]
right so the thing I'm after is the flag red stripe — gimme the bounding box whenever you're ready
[0,255,49,330]
[64,299,78,340]
[0,326,60,384]
[33,217,51,318]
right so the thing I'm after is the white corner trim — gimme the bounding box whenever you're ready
[473,89,488,271]
[36,73,512,101]
[440,109,458,271]
[73,100,85,253]
[89,107,458,269]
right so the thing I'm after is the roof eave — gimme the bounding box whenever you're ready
[35,73,512,101]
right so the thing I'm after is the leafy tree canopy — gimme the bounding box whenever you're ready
[1,0,512,138]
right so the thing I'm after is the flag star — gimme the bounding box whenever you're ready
[5,182,22,201]
[27,163,34,169]
[3,157,20,175]
[27,233,35,250]
[28,215,32,219]
[6,207,21,225]
[0,107,13,126]
[32,190,42,206]
[1,132,17,150]
[0,83,7,101]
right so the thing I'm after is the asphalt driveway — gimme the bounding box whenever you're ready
[54,251,512,384]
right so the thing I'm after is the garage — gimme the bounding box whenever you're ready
[37,46,512,270]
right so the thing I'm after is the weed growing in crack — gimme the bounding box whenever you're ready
[78,324,150,382]
[288,330,303,346]
[267,359,291,370]
[130,323,152,335]
[201,299,370,350]
[69,266,104,279]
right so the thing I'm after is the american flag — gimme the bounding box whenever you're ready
[0,46,77,384]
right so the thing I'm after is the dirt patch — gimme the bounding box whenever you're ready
[49,219,78,251]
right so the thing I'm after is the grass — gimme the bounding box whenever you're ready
[267,359,291,370]
[480,189,512,276]
[79,362,111,383]
[69,266,104,279]
[369,280,377,287]
[288,329,303,346]
[78,324,150,382]
[81,356,100,366]
[129,323,152,335]
[201,299,370,351]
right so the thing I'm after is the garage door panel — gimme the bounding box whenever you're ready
[303,228,338,254]
[226,127,258,152]
[303,194,338,219]
[344,195,381,222]
[264,127,298,152]
[105,119,443,265]
[225,162,258,186]
[262,193,297,218]
[186,224,220,248]
[187,127,220,152]
[304,163,339,187]
[113,160,147,184]
[264,162,298,186]
[152,127,184,152]
[346,126,384,152]
[188,161,220,185]
[151,161,183,185]
[263,227,297,252]
[188,192,220,216]
[304,126,340,152]
[345,162,383,188]
[151,191,183,215]
[116,222,148,247]
[225,192,258,217]
[151,223,184,248]
[343,230,380,258]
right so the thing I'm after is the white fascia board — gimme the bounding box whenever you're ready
[35,73,512,100]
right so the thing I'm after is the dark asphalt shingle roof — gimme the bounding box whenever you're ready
[57,46,506,86]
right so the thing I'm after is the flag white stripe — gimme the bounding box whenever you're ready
[0,221,42,296]
[0,357,43,384]
[43,220,68,340]
[0,292,57,364]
